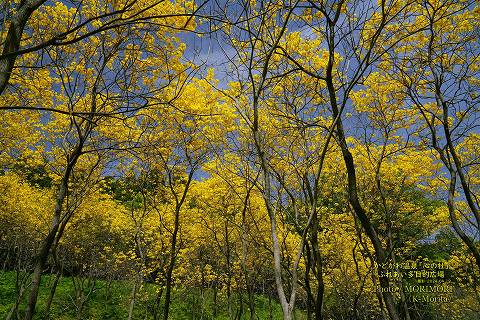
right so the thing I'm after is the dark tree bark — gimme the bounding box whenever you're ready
[0,0,46,95]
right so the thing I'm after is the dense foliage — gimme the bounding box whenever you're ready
[0,0,479,319]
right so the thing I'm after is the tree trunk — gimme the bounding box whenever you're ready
[213,284,218,318]
[325,56,400,319]
[163,206,180,320]
[268,294,273,320]
[24,176,69,320]
[337,138,400,320]
[162,165,194,320]
[0,0,46,94]
[44,271,61,319]
[128,274,141,320]
[247,284,255,320]
[6,270,29,320]
[24,134,84,320]
[152,286,163,320]
[24,226,59,320]
[311,212,324,320]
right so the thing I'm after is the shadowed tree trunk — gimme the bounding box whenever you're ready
[163,165,195,320]
[0,0,46,95]
[24,156,77,320]
[44,270,62,319]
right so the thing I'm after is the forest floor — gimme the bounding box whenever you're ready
[0,271,306,319]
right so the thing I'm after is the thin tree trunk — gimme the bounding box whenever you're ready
[304,244,314,320]
[163,205,180,320]
[24,124,85,320]
[237,290,244,320]
[325,52,400,319]
[447,171,480,269]
[374,147,411,320]
[43,271,61,319]
[0,0,46,95]
[24,172,68,320]
[335,132,400,320]
[247,3,305,317]
[240,181,256,320]
[128,274,141,320]
[227,281,232,319]
[247,283,255,320]
[162,162,195,320]
[310,212,324,320]
[213,283,218,318]
[268,294,273,320]
[152,286,163,320]
[6,270,29,320]
[25,227,59,319]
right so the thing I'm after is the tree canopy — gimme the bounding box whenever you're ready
[0,1,479,319]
